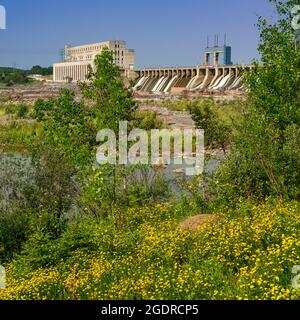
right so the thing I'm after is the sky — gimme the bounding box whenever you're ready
[0,0,277,69]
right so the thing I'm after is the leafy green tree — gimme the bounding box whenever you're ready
[27,90,98,234]
[0,209,30,261]
[79,49,169,218]
[30,65,44,75]
[214,0,300,201]
[30,65,53,76]
[188,98,231,153]
[0,69,29,86]
[79,48,136,132]
[32,89,97,166]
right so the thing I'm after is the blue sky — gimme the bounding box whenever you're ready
[0,0,276,69]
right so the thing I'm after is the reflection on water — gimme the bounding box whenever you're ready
[154,150,224,195]
[0,150,224,208]
[0,153,34,210]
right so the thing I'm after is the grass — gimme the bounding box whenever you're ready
[132,110,164,130]
[144,97,244,121]
[0,103,40,152]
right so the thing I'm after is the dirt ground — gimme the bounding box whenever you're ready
[0,82,79,105]
[138,104,195,130]
[0,82,245,105]
[179,214,218,232]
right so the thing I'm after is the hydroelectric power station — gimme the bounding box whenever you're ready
[53,37,251,94]
[132,37,251,94]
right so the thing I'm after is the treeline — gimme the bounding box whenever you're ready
[28,65,53,76]
[0,68,29,86]
[0,65,53,86]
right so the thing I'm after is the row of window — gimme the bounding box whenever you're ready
[67,49,126,60]
[68,42,126,55]
[67,55,93,62]
[67,45,102,55]
[114,50,124,56]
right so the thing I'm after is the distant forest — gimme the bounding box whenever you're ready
[0,65,53,86]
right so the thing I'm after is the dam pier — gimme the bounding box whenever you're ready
[132,64,252,95]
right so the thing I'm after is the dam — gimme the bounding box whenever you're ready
[132,64,252,95]
[131,40,252,94]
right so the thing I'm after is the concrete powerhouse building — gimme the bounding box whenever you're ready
[53,40,135,82]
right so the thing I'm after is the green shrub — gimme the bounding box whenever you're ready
[16,217,101,271]
[80,165,171,219]
[132,110,163,130]
[188,98,232,152]
[0,210,30,261]
[17,105,29,118]
[3,104,30,117]
[4,104,18,114]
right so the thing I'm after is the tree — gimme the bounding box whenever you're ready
[30,65,53,76]
[29,90,98,232]
[214,0,300,202]
[79,48,136,133]
[30,65,44,75]
[187,98,231,153]
[0,69,29,86]
[79,49,165,218]
[32,89,97,167]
